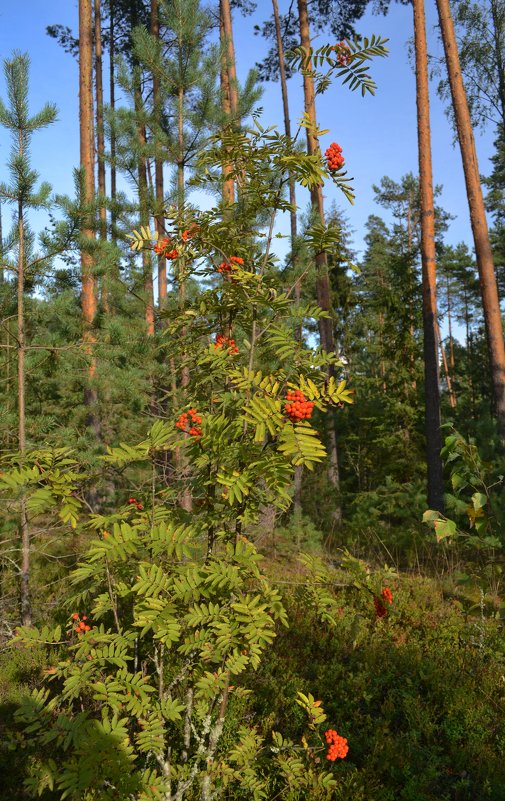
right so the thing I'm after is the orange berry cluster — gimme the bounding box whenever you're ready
[217,255,244,274]
[324,729,349,761]
[154,237,178,259]
[284,390,315,422]
[374,588,393,619]
[72,613,91,635]
[176,408,202,438]
[333,41,352,67]
[381,586,393,605]
[214,334,239,354]
[325,142,344,172]
[128,496,144,510]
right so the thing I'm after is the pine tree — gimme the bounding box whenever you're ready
[436,0,505,444]
[413,0,444,511]
[0,52,57,624]
[79,0,102,442]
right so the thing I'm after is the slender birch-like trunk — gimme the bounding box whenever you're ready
[297,0,341,524]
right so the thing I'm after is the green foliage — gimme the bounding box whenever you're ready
[287,35,389,97]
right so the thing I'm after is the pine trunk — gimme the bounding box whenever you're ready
[130,0,155,337]
[18,189,30,625]
[414,0,445,511]
[272,0,303,516]
[297,0,341,524]
[221,0,239,118]
[94,0,106,242]
[94,0,108,315]
[109,1,117,244]
[151,0,166,305]
[79,0,100,442]
[436,0,505,443]
[220,2,234,205]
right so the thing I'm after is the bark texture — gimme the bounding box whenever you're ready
[151,0,166,305]
[436,0,505,442]
[79,0,100,440]
[220,1,235,206]
[414,0,445,511]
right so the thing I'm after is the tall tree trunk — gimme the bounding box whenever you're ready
[221,0,239,119]
[446,272,455,373]
[17,179,30,625]
[138,117,155,336]
[272,0,297,255]
[109,1,117,245]
[130,5,155,336]
[220,3,234,206]
[151,0,166,306]
[407,198,417,390]
[297,0,341,524]
[94,0,108,313]
[436,0,505,443]
[177,77,192,513]
[272,0,303,517]
[414,0,445,511]
[94,0,106,242]
[79,0,100,442]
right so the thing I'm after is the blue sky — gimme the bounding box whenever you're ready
[0,0,496,262]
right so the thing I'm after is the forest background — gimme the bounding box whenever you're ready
[0,0,505,800]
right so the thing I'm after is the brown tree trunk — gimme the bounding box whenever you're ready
[221,0,239,119]
[79,0,100,442]
[109,1,117,245]
[297,0,341,524]
[220,3,234,206]
[414,0,445,511]
[130,0,155,339]
[17,187,30,625]
[94,0,108,313]
[271,0,303,517]
[272,0,297,252]
[436,0,505,442]
[94,0,106,242]
[151,0,166,306]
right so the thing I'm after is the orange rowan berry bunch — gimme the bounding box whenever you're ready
[128,496,144,510]
[71,613,91,635]
[284,389,314,422]
[333,41,352,67]
[325,142,345,172]
[176,408,202,438]
[324,729,349,761]
[153,237,178,259]
[381,586,393,605]
[214,334,239,354]
[217,255,244,274]
[373,586,393,618]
